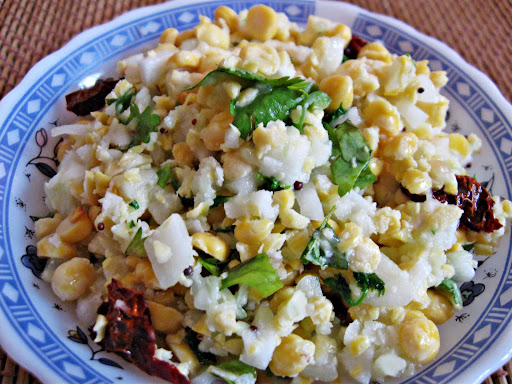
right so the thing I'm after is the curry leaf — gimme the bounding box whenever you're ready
[220,253,283,298]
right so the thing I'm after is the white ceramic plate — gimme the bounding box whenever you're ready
[1,1,512,383]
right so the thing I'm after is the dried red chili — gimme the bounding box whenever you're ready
[433,175,502,233]
[66,78,119,116]
[344,35,368,60]
[96,279,191,384]
[402,175,502,233]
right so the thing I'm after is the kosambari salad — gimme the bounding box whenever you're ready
[34,4,512,384]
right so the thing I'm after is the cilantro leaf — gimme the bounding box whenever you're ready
[353,163,378,190]
[210,360,257,384]
[188,67,309,90]
[127,104,160,148]
[301,206,349,270]
[30,212,55,222]
[405,53,417,68]
[129,200,139,209]
[189,68,318,140]
[156,164,179,190]
[296,91,331,131]
[255,172,290,191]
[125,228,146,258]
[462,243,476,252]
[232,86,306,140]
[106,87,136,115]
[220,253,283,298]
[212,195,231,208]
[215,225,235,233]
[184,328,216,365]
[217,360,256,376]
[325,121,376,196]
[197,255,228,276]
[435,278,463,310]
[325,105,348,126]
[324,272,385,306]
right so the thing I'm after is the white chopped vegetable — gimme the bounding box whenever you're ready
[395,100,429,130]
[224,190,278,220]
[446,250,476,282]
[144,214,193,289]
[295,181,324,220]
[416,74,440,103]
[373,353,407,378]
[51,123,92,137]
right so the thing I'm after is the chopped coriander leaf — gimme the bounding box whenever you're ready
[462,243,476,252]
[324,121,376,196]
[197,255,228,276]
[212,195,231,208]
[353,163,378,190]
[405,53,417,68]
[188,67,310,90]
[215,225,235,233]
[217,360,256,376]
[301,206,348,270]
[30,212,56,222]
[129,220,135,228]
[354,272,385,296]
[325,105,348,127]
[232,86,307,140]
[209,360,257,384]
[324,271,385,306]
[435,278,463,310]
[255,173,290,191]
[184,328,216,365]
[189,67,319,140]
[296,91,331,131]
[106,87,136,115]
[129,200,139,209]
[220,253,283,298]
[156,164,177,189]
[125,228,146,258]
[126,104,161,147]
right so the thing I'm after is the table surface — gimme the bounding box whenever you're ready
[0,0,511,383]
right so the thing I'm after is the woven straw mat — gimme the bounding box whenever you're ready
[1,1,511,383]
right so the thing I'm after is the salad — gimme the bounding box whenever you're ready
[33,4,512,384]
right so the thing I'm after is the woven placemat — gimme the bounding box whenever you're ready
[0,1,511,383]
